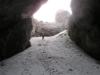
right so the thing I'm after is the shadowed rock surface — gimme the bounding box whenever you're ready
[68,0,100,60]
[0,0,47,61]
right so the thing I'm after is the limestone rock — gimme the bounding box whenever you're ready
[68,0,100,60]
[0,0,47,61]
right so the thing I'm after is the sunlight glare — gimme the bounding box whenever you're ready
[33,0,72,22]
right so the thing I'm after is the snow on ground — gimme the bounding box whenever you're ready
[0,30,100,75]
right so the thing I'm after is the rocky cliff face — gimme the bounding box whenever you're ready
[68,0,100,60]
[0,0,47,61]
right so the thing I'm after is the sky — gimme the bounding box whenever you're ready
[33,0,72,22]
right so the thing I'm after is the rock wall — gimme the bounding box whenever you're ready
[0,0,47,61]
[68,0,100,60]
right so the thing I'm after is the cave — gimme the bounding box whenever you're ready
[0,0,72,61]
[0,0,100,74]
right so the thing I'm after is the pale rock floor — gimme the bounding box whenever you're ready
[0,30,100,75]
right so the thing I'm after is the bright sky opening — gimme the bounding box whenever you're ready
[33,0,72,22]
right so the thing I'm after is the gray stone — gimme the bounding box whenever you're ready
[68,0,100,60]
[0,0,47,61]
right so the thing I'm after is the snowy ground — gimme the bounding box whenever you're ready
[0,30,100,75]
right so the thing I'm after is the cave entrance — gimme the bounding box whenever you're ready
[32,0,72,37]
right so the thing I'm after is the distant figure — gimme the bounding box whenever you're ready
[41,32,45,40]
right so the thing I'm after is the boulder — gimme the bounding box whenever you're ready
[68,0,100,60]
[0,0,47,61]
